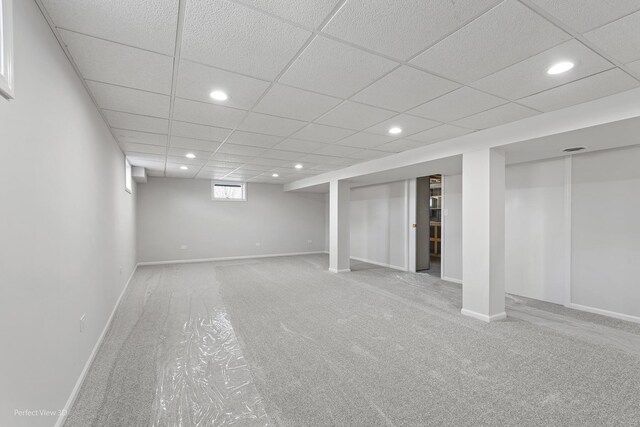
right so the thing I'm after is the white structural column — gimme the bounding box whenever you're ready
[329,180,351,273]
[461,148,506,322]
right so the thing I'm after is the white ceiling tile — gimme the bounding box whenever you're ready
[313,145,361,157]
[87,81,170,118]
[324,0,499,60]
[272,138,328,153]
[167,156,207,166]
[120,142,167,155]
[171,121,232,142]
[407,124,473,144]
[263,150,302,161]
[352,66,460,111]
[181,0,310,79]
[40,0,178,54]
[254,84,342,121]
[408,86,506,122]
[235,0,340,28]
[349,149,391,160]
[237,157,289,167]
[113,129,168,146]
[103,110,169,133]
[628,59,640,77]
[126,153,166,163]
[365,114,440,137]
[167,147,213,159]
[217,144,269,157]
[335,132,395,149]
[452,103,539,130]
[411,0,571,83]
[471,40,613,100]
[279,36,398,98]
[289,123,355,143]
[170,136,221,152]
[301,154,357,165]
[165,163,198,178]
[146,169,165,177]
[237,112,307,136]
[518,68,639,112]
[234,163,276,172]
[226,131,283,148]
[584,11,640,64]
[176,60,270,109]
[376,139,427,153]
[204,160,244,169]
[316,101,396,130]
[60,30,173,94]
[126,157,165,171]
[172,98,246,128]
[528,0,640,33]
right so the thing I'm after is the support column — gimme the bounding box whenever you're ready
[329,180,350,273]
[462,148,506,322]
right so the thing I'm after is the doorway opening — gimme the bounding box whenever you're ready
[416,175,442,277]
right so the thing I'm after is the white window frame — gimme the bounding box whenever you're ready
[212,181,247,202]
[0,0,14,100]
[125,158,132,194]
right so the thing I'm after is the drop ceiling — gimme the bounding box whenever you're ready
[36,0,640,183]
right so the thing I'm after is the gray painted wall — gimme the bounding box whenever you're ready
[136,178,326,262]
[0,2,137,426]
[350,182,407,270]
[505,158,568,304]
[572,146,640,317]
[442,174,462,281]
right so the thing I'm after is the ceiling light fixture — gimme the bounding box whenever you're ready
[294,164,303,169]
[547,61,574,75]
[185,153,196,159]
[210,90,228,101]
[388,127,402,135]
[272,173,279,177]
[180,165,189,170]
[563,146,586,153]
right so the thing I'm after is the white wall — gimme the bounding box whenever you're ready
[0,2,137,426]
[350,181,407,270]
[505,158,568,304]
[442,174,462,282]
[571,146,640,318]
[136,178,326,262]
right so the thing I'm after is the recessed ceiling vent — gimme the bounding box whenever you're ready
[563,147,586,153]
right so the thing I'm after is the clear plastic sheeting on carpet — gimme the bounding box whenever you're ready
[152,311,270,426]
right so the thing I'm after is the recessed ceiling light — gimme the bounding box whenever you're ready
[388,127,402,135]
[272,173,279,177]
[547,61,574,75]
[563,146,586,153]
[294,164,303,169]
[185,153,196,159]
[180,165,189,170]
[210,90,228,101]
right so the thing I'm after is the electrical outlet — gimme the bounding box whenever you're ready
[79,314,86,333]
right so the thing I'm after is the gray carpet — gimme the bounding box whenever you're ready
[65,254,640,426]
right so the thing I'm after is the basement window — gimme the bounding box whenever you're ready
[212,181,246,201]
[0,0,15,99]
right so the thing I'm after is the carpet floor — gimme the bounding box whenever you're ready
[65,254,640,426]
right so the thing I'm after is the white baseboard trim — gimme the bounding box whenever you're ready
[328,268,351,273]
[566,303,640,324]
[55,264,139,427]
[137,251,326,266]
[441,276,462,284]
[461,308,507,323]
[349,256,407,272]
